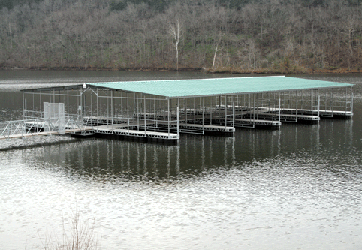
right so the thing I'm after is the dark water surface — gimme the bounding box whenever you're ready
[1,71,362,250]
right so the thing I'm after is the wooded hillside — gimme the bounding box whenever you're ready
[1,0,362,73]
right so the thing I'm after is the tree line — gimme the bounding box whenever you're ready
[1,0,362,73]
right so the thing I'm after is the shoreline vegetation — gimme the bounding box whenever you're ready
[1,0,362,74]
[1,66,361,75]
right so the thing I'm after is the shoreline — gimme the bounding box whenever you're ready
[1,66,362,75]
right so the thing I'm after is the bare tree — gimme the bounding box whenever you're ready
[212,33,222,68]
[169,19,181,70]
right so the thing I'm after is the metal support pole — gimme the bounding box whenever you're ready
[177,105,180,138]
[126,92,128,118]
[295,91,297,115]
[90,90,93,126]
[136,94,139,130]
[144,95,146,134]
[120,91,122,119]
[111,90,114,126]
[22,92,25,121]
[106,90,109,127]
[97,89,99,118]
[80,89,83,121]
[278,93,281,123]
[317,95,320,120]
[351,87,354,114]
[167,98,170,137]
[202,97,205,134]
[154,96,157,128]
[185,98,187,124]
[194,97,196,122]
[134,92,136,117]
[224,95,227,129]
[210,97,213,125]
[219,95,221,125]
[40,90,42,118]
[331,91,334,114]
[253,94,256,127]
[32,92,34,115]
[232,95,235,128]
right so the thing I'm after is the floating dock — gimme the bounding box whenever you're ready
[266,108,353,119]
[178,123,234,136]
[244,112,320,124]
[233,118,282,129]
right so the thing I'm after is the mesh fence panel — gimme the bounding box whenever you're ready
[44,102,65,134]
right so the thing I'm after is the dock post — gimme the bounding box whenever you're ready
[202,97,205,135]
[22,92,25,121]
[225,95,227,129]
[219,95,221,125]
[278,93,281,123]
[79,88,83,128]
[210,97,213,125]
[136,94,139,131]
[253,94,256,127]
[232,96,235,128]
[351,90,354,115]
[106,90,109,127]
[154,97,157,128]
[330,91,333,116]
[184,98,187,124]
[318,94,320,119]
[177,105,179,138]
[144,95,146,135]
[167,98,170,137]
[194,97,196,122]
[111,90,114,126]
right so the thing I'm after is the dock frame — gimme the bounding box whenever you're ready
[3,80,352,143]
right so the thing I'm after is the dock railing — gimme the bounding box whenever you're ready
[0,120,26,138]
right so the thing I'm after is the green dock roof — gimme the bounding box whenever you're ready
[88,76,353,98]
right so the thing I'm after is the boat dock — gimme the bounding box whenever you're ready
[0,76,353,144]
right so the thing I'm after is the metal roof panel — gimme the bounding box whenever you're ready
[88,76,353,98]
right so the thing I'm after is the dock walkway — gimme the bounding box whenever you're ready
[267,108,353,118]
[0,127,94,140]
[179,123,234,135]
[94,124,178,140]
[233,118,282,129]
[244,112,320,124]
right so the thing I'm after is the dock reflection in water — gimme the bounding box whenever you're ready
[37,132,273,182]
[35,118,352,184]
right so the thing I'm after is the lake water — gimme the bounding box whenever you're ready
[1,71,362,250]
